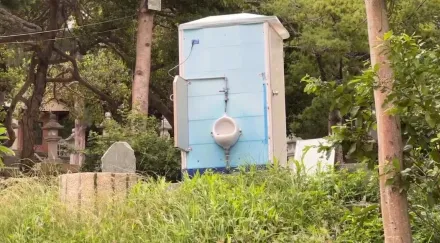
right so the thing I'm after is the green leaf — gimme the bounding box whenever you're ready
[350,106,360,117]
[383,31,394,41]
[425,113,436,128]
[392,158,401,171]
[430,150,440,163]
[0,146,14,156]
[348,143,357,155]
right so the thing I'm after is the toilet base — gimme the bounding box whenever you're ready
[183,164,268,177]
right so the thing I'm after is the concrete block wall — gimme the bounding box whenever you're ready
[59,172,139,211]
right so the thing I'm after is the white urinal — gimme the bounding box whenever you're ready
[212,114,241,150]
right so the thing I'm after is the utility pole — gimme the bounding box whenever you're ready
[364,0,412,242]
[132,0,155,114]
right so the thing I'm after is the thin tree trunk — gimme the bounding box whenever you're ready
[316,53,344,163]
[364,0,412,241]
[132,0,154,114]
[21,61,49,162]
[329,109,344,164]
[331,58,344,164]
[21,0,60,165]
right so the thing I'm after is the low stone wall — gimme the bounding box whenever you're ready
[59,172,139,211]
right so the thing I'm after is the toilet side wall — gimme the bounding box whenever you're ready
[265,23,288,167]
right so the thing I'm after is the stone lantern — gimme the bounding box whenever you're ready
[42,113,64,162]
[100,112,112,137]
[11,119,19,151]
[160,116,172,138]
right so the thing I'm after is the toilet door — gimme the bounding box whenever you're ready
[173,75,189,152]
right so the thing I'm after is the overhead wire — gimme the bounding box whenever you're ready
[0,14,136,40]
[0,27,129,45]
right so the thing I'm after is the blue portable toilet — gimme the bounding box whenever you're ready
[173,13,290,175]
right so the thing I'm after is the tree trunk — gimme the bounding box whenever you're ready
[21,0,60,165]
[316,53,344,163]
[21,62,49,162]
[329,109,344,164]
[364,0,412,242]
[132,0,154,114]
[2,58,35,148]
[0,91,5,107]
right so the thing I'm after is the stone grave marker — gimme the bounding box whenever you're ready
[293,138,335,174]
[101,142,136,173]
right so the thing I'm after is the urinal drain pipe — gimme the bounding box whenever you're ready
[224,149,231,173]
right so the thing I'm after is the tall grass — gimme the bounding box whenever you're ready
[0,165,436,242]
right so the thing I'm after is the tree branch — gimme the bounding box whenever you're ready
[0,7,43,43]
[47,76,74,83]
[3,57,37,147]
[149,90,173,129]
[315,53,327,81]
[53,47,120,110]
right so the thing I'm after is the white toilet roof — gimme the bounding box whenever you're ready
[179,13,290,39]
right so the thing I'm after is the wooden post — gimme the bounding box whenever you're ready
[364,0,412,241]
[132,0,154,114]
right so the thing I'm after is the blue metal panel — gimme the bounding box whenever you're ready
[226,71,264,94]
[229,140,268,166]
[188,70,264,94]
[183,31,265,74]
[187,144,228,168]
[182,23,268,171]
[227,93,265,117]
[187,141,268,169]
[185,164,268,177]
[187,79,224,97]
[188,95,224,121]
[202,25,264,48]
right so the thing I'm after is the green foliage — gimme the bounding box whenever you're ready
[261,0,369,136]
[290,96,329,139]
[85,112,180,181]
[0,165,385,242]
[0,165,438,242]
[262,0,440,138]
[302,66,378,165]
[304,32,440,239]
[0,124,14,166]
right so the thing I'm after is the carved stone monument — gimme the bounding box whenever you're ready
[101,142,136,173]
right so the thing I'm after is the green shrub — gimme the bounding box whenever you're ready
[0,165,437,242]
[84,113,180,181]
[0,124,14,166]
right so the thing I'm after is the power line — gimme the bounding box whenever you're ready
[0,27,128,45]
[0,14,136,40]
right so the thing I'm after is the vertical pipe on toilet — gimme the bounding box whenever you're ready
[263,23,274,163]
[225,148,230,173]
[224,78,229,113]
